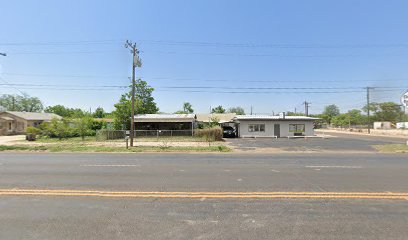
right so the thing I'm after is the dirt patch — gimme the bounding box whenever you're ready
[0,135,26,145]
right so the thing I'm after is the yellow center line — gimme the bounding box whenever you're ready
[0,189,407,200]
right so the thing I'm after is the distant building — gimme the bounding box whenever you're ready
[373,122,392,130]
[196,113,236,127]
[0,111,62,135]
[234,115,319,138]
[93,118,114,130]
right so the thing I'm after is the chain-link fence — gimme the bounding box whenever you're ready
[96,129,194,141]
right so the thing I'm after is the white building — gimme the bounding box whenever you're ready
[234,115,319,138]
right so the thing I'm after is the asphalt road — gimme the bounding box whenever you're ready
[0,153,407,239]
[226,131,406,152]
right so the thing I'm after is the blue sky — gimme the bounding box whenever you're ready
[1,0,408,114]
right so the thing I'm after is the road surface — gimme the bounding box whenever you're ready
[0,153,407,239]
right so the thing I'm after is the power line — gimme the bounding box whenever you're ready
[0,40,122,46]
[0,77,25,95]
[9,50,123,55]
[3,72,408,83]
[144,50,408,58]
[3,39,408,49]
[137,40,408,49]
[0,83,406,91]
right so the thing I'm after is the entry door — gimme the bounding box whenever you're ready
[274,124,280,138]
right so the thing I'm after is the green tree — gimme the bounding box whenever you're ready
[362,102,403,123]
[347,109,365,125]
[375,102,402,123]
[228,106,245,115]
[45,105,85,118]
[112,79,159,130]
[48,118,71,140]
[92,107,106,118]
[211,105,226,114]
[74,115,93,140]
[286,111,305,116]
[175,102,194,114]
[321,104,340,124]
[0,94,43,112]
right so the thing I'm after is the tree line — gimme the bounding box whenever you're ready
[1,78,406,135]
[311,103,407,127]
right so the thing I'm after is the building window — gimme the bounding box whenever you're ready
[289,124,305,133]
[248,124,265,132]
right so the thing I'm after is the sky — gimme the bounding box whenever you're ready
[1,0,408,115]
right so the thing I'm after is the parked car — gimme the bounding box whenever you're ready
[222,126,236,138]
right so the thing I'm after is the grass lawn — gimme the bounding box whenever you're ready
[0,144,231,153]
[373,144,408,153]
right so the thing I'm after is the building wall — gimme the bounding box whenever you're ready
[0,112,28,135]
[238,120,315,138]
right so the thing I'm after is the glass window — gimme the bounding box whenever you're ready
[248,124,265,132]
[289,124,305,133]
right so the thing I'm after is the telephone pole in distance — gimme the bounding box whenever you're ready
[125,40,141,147]
[303,101,310,116]
[366,87,373,134]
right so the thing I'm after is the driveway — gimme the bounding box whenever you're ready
[0,135,26,146]
[225,132,406,153]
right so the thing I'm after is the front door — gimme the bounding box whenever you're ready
[274,124,280,138]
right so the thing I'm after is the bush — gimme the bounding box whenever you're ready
[194,127,223,141]
[27,126,42,135]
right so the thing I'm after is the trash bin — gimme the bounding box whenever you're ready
[26,134,36,141]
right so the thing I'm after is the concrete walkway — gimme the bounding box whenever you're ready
[0,135,26,145]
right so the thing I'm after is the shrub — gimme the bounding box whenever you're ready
[27,126,42,135]
[194,127,223,141]
[73,116,94,140]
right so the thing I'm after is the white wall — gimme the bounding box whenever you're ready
[238,120,315,138]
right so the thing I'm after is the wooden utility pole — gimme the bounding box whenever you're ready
[366,87,372,134]
[125,40,141,147]
[303,101,310,116]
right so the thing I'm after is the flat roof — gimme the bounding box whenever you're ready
[235,115,319,121]
[134,114,196,123]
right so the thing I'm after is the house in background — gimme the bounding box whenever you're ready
[0,111,62,135]
[196,113,236,127]
[234,115,319,138]
[93,118,114,130]
[133,114,196,136]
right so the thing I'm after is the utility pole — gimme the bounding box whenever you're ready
[366,87,372,134]
[303,101,310,116]
[250,106,253,115]
[125,40,141,147]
